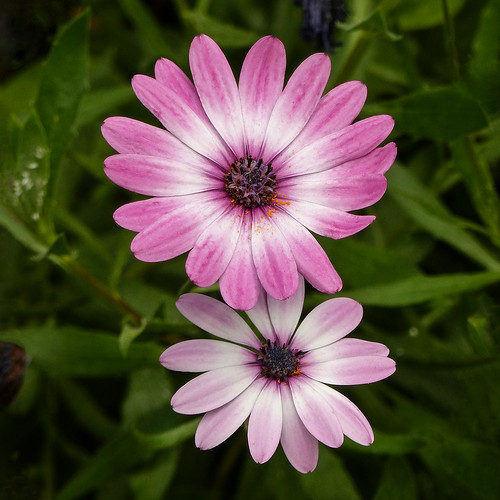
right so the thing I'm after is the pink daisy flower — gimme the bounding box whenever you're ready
[102,35,396,310]
[160,277,396,473]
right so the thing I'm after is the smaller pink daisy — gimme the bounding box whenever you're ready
[160,277,396,473]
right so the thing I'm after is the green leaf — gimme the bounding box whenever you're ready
[374,457,418,500]
[300,450,362,500]
[129,450,180,500]
[450,138,500,247]
[388,164,500,271]
[381,86,489,140]
[338,8,402,41]
[391,0,466,31]
[35,10,89,170]
[133,418,200,450]
[0,327,163,377]
[343,271,500,307]
[118,0,177,59]
[0,111,50,229]
[55,431,153,500]
[182,10,259,48]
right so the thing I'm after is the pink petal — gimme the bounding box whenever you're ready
[132,74,233,165]
[267,275,305,345]
[281,173,387,211]
[113,191,226,232]
[302,355,396,385]
[248,381,283,464]
[171,364,261,414]
[312,383,374,445]
[239,36,286,157]
[186,207,243,287]
[195,377,267,449]
[303,338,390,365]
[282,81,367,157]
[245,287,277,343]
[271,210,342,293]
[289,376,343,448]
[275,115,395,176]
[176,294,262,349]
[102,117,203,159]
[130,197,225,262]
[261,52,331,161]
[291,298,363,351]
[104,154,222,196]
[251,208,299,300]
[190,35,245,158]
[219,215,261,311]
[280,383,318,473]
[159,339,256,372]
[282,199,375,239]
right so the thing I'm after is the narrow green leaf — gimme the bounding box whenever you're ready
[36,10,89,170]
[374,457,418,500]
[388,164,500,271]
[0,205,47,254]
[343,271,500,306]
[391,0,466,31]
[0,327,163,376]
[451,138,500,247]
[338,8,402,41]
[182,10,259,48]
[129,450,180,500]
[134,419,200,450]
[118,0,175,59]
[300,450,362,500]
[55,431,153,500]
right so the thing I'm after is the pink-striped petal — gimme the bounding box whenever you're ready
[186,207,243,287]
[302,355,396,385]
[271,210,342,293]
[303,338,390,365]
[132,74,233,165]
[281,173,387,211]
[248,381,283,463]
[291,298,363,351]
[289,376,343,448]
[282,199,375,239]
[129,197,225,262]
[104,154,221,196]
[113,191,226,232]
[275,115,394,176]
[260,53,331,161]
[190,35,246,158]
[160,339,256,372]
[195,377,267,449]
[239,36,286,157]
[267,275,305,345]
[312,383,374,445]
[176,293,262,349]
[281,81,367,157]
[245,287,277,343]
[251,208,298,300]
[219,215,261,311]
[280,383,318,473]
[102,117,206,161]
[171,364,261,414]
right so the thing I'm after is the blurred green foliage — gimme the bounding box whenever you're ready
[1,0,499,499]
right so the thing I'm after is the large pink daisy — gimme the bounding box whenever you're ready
[160,277,396,473]
[102,35,396,310]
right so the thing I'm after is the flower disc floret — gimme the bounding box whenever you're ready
[225,157,277,208]
[259,340,301,381]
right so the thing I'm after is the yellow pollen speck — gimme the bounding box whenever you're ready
[267,209,276,217]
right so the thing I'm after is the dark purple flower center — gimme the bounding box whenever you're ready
[258,341,302,382]
[224,157,277,208]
